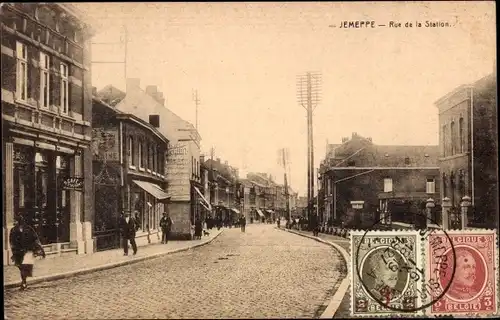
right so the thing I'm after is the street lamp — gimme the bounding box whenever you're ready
[460,196,471,230]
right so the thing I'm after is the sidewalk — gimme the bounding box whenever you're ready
[3,229,224,289]
[278,226,350,252]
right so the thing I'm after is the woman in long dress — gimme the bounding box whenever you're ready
[9,215,45,290]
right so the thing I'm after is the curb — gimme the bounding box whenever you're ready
[277,227,350,319]
[4,230,224,289]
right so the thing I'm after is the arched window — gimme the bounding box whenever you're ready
[459,117,465,154]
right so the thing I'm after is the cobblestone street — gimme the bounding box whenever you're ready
[4,225,345,319]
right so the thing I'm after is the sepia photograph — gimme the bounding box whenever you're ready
[1,1,498,319]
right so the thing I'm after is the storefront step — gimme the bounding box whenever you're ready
[42,242,73,253]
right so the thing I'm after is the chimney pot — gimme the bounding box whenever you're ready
[126,78,140,93]
[224,160,228,166]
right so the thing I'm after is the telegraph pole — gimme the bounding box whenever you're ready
[281,148,291,222]
[297,72,322,223]
[192,89,201,130]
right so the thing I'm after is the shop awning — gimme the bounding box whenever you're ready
[200,200,210,211]
[194,186,212,211]
[231,208,240,214]
[266,209,274,214]
[133,180,170,200]
[256,209,264,217]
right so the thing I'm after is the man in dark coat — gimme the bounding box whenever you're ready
[240,215,246,232]
[159,212,173,244]
[120,211,140,255]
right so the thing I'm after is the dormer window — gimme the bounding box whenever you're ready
[404,157,410,165]
[347,160,355,167]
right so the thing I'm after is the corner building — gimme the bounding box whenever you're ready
[2,3,95,263]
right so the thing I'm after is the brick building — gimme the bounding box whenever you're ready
[320,133,440,228]
[92,97,169,250]
[435,72,497,228]
[2,3,95,263]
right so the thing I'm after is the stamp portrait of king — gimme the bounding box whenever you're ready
[427,230,498,316]
[351,230,423,316]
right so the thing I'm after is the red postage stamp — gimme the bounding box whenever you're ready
[425,229,498,316]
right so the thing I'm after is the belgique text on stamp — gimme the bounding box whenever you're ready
[426,229,498,316]
[350,230,424,317]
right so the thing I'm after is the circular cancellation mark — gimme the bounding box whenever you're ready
[354,212,458,313]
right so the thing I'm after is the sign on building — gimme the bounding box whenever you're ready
[165,142,191,201]
[91,127,120,162]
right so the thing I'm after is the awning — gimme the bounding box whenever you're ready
[199,200,210,211]
[133,180,170,200]
[194,186,212,211]
[266,209,274,214]
[256,209,264,217]
[231,208,240,214]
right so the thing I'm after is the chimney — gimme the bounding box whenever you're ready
[216,158,221,163]
[342,137,349,143]
[149,115,160,128]
[126,78,140,93]
[200,155,205,163]
[158,98,165,106]
[146,85,158,96]
[92,86,97,96]
[367,137,372,142]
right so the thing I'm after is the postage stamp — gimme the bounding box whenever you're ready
[350,230,424,317]
[426,229,498,316]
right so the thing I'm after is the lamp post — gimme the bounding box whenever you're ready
[426,198,435,228]
[460,196,471,230]
[441,197,451,230]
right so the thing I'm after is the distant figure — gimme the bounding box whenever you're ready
[240,215,246,232]
[10,215,45,290]
[194,217,203,240]
[277,218,281,228]
[119,211,140,256]
[160,212,173,244]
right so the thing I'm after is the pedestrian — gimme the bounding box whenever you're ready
[194,216,202,240]
[159,212,173,244]
[240,215,246,232]
[277,217,281,228]
[9,215,46,290]
[119,211,140,256]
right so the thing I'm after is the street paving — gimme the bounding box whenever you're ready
[4,225,345,319]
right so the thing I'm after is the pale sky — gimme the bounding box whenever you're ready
[76,1,496,196]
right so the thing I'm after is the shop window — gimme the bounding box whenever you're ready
[60,63,69,114]
[35,152,49,209]
[16,41,28,101]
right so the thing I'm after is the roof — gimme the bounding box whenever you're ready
[372,145,439,167]
[205,159,238,181]
[92,96,169,144]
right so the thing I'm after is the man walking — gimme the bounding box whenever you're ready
[119,211,139,256]
[240,215,246,232]
[159,212,173,244]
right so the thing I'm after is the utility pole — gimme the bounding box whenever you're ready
[297,72,322,224]
[192,89,201,131]
[281,148,291,222]
[91,25,128,88]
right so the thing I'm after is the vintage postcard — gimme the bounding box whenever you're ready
[2,1,497,319]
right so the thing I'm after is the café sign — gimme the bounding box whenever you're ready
[62,177,84,190]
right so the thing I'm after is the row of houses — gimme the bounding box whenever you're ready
[317,72,497,230]
[1,3,299,264]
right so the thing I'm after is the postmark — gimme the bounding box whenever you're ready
[426,229,498,316]
[351,230,424,317]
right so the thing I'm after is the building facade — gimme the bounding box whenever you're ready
[2,3,95,263]
[92,97,170,250]
[97,79,206,239]
[320,133,440,228]
[435,73,497,228]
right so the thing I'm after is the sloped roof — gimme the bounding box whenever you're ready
[97,85,126,106]
[205,159,237,181]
